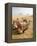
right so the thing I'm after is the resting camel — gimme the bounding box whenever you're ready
[12,18,30,34]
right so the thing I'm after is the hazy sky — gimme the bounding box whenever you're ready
[12,7,33,16]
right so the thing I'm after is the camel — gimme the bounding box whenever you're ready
[12,18,30,34]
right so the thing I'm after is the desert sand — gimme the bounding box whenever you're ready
[12,15,33,39]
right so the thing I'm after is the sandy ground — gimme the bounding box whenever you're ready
[12,15,33,39]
